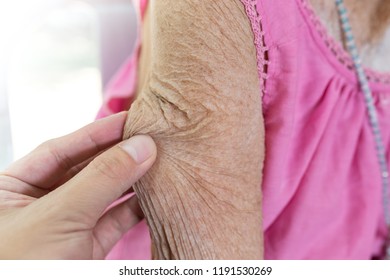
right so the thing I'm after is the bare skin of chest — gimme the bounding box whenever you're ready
[309,0,390,72]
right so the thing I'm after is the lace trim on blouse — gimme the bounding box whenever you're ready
[300,0,390,85]
[239,0,269,100]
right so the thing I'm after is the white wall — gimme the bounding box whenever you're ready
[0,65,13,169]
[0,0,137,164]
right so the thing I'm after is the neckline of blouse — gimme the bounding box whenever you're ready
[297,0,390,88]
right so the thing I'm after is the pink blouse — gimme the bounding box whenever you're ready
[99,0,390,259]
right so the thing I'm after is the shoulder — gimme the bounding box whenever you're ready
[143,0,261,114]
[150,0,257,72]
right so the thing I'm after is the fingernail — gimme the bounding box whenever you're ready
[120,135,156,164]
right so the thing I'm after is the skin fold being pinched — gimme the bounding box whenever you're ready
[123,0,265,259]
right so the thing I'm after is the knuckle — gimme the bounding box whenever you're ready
[90,148,132,181]
[41,140,75,171]
[38,138,56,151]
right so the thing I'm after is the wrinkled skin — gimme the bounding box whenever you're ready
[124,0,264,259]
[122,0,390,259]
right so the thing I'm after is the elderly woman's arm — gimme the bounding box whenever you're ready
[125,0,264,259]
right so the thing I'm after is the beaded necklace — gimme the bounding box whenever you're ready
[335,0,390,259]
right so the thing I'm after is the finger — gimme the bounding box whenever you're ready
[92,195,144,259]
[52,149,107,189]
[53,149,136,195]
[54,135,156,223]
[2,112,128,189]
[0,175,49,198]
[0,151,103,198]
[0,150,100,198]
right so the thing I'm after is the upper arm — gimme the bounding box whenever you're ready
[125,0,264,259]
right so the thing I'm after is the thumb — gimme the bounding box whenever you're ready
[54,135,156,223]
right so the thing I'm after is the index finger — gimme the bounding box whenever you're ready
[2,112,128,189]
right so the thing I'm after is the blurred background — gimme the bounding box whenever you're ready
[0,0,138,169]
